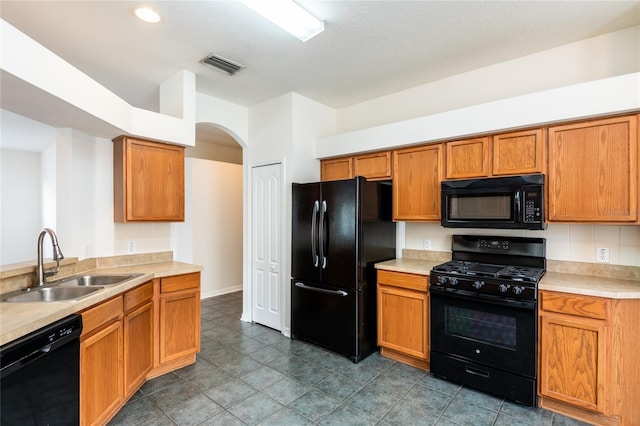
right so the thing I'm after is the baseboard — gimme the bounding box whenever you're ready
[200,284,243,300]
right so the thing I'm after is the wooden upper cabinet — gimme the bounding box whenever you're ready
[321,157,353,181]
[547,115,638,223]
[393,144,444,221]
[321,151,392,181]
[113,136,185,222]
[445,137,491,179]
[353,151,392,180]
[493,129,545,175]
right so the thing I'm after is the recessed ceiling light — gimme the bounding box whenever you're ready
[134,7,161,23]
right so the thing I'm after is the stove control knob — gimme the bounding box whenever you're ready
[437,276,447,285]
[498,284,510,293]
[449,277,459,286]
[473,281,484,290]
[513,286,524,295]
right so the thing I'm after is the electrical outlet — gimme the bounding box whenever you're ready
[83,245,94,259]
[127,241,137,254]
[423,239,432,250]
[596,247,610,263]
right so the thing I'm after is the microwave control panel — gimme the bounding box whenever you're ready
[523,188,543,223]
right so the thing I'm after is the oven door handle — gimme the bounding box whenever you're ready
[429,286,536,310]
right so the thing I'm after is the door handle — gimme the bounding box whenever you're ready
[294,282,347,296]
[311,200,319,267]
[319,201,327,269]
[514,191,522,221]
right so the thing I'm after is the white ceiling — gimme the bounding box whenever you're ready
[1,1,639,146]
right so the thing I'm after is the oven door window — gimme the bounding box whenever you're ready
[430,293,536,377]
[446,306,516,350]
[448,194,513,220]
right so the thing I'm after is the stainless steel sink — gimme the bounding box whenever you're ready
[51,273,144,287]
[2,286,103,303]
[1,273,144,303]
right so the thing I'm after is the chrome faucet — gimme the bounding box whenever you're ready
[36,228,64,286]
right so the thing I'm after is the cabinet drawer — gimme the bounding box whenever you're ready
[81,296,124,337]
[540,291,609,320]
[124,281,153,313]
[160,272,200,294]
[378,270,428,292]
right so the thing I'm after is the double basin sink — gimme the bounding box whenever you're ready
[1,273,144,303]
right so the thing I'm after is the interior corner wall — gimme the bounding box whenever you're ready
[291,93,336,183]
[336,25,640,133]
[0,150,41,264]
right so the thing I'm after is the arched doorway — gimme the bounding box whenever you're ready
[180,123,243,298]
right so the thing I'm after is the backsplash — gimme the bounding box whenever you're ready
[405,222,640,267]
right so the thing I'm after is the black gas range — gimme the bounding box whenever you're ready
[429,235,546,406]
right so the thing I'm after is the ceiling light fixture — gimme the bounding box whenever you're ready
[134,7,161,23]
[241,0,324,42]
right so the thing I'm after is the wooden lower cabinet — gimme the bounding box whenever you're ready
[538,291,640,426]
[377,270,429,370]
[151,272,201,377]
[123,282,154,397]
[80,297,124,426]
[79,274,200,425]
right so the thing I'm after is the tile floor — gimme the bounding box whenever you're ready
[109,291,590,426]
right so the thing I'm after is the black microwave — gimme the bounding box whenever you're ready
[441,174,546,230]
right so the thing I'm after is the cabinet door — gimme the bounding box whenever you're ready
[114,136,185,222]
[80,320,123,426]
[377,284,429,360]
[321,157,353,181]
[445,137,491,179]
[493,129,545,175]
[393,144,444,221]
[159,289,200,364]
[123,300,153,397]
[548,115,638,222]
[539,314,607,413]
[353,151,392,180]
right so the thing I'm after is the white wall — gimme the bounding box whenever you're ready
[405,223,640,267]
[0,150,41,264]
[185,158,243,298]
[336,26,640,134]
[0,111,174,265]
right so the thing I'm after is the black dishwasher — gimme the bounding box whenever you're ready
[1,314,83,425]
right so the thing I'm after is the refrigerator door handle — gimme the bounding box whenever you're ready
[311,200,319,267]
[319,200,327,269]
[294,282,348,297]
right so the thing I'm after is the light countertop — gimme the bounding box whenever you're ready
[0,261,202,346]
[375,258,640,299]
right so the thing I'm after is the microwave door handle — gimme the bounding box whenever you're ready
[514,191,522,222]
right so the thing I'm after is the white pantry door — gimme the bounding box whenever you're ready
[251,163,282,330]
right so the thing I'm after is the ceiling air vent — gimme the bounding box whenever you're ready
[201,54,244,75]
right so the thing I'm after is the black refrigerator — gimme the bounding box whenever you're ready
[291,177,396,363]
